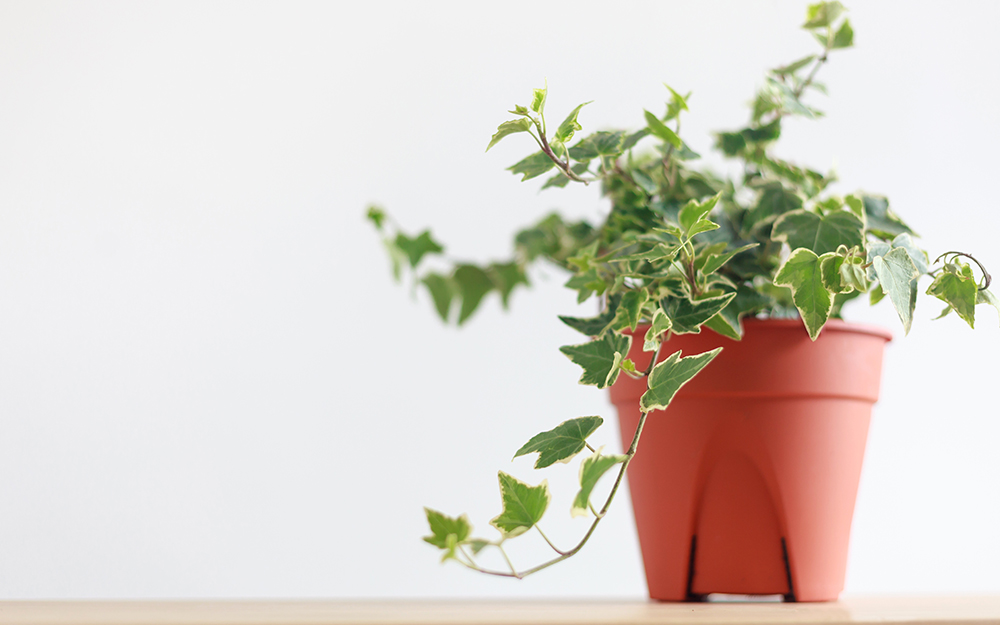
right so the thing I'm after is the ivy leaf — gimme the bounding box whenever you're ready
[643,110,682,149]
[774,248,834,340]
[382,238,407,282]
[773,54,817,75]
[772,209,864,256]
[889,233,930,275]
[558,294,621,337]
[678,194,721,240]
[555,101,592,144]
[927,263,978,329]
[820,253,850,293]
[870,282,886,305]
[488,262,529,309]
[453,264,493,325]
[508,151,556,181]
[394,231,444,269]
[366,205,386,230]
[423,508,471,561]
[530,85,547,115]
[873,246,919,335]
[643,308,673,352]
[422,273,455,322]
[977,289,1000,327]
[486,118,533,152]
[559,331,632,389]
[613,243,679,263]
[640,347,723,413]
[571,449,627,518]
[863,195,915,240]
[831,18,854,48]
[542,161,591,189]
[613,289,649,332]
[701,243,758,276]
[803,1,845,29]
[513,416,604,469]
[490,472,550,538]
[568,131,626,161]
[662,292,736,335]
[703,313,741,340]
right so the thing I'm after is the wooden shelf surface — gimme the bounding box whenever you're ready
[1,597,999,625]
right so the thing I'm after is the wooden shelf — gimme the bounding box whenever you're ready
[1,597,999,625]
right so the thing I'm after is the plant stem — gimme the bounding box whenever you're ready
[535,525,567,556]
[934,251,993,290]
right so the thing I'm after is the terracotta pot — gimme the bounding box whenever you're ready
[608,318,891,602]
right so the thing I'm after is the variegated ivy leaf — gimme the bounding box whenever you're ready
[486,118,533,152]
[887,233,930,275]
[643,110,682,149]
[773,248,833,340]
[613,243,678,263]
[513,416,604,469]
[567,131,626,161]
[423,508,471,562]
[662,292,736,335]
[643,308,673,352]
[803,1,845,30]
[555,102,592,144]
[772,208,864,256]
[640,347,723,413]
[839,260,869,292]
[678,194,721,240]
[819,254,852,294]
[703,313,741,340]
[977,289,1000,327]
[559,331,632,389]
[863,195,915,240]
[701,243,758,276]
[559,294,621,337]
[613,289,649,332]
[873,246,919,334]
[571,448,627,518]
[490,472,550,538]
[508,151,556,181]
[530,86,547,115]
[927,263,978,329]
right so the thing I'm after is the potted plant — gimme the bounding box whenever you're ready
[367,1,995,602]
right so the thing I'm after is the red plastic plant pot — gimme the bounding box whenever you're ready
[609,318,891,602]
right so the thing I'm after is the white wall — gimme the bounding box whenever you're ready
[0,0,997,599]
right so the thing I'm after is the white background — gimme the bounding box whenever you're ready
[0,0,997,599]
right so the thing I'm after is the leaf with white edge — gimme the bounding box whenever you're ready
[423,508,471,561]
[531,86,547,115]
[840,261,869,292]
[662,293,736,335]
[559,332,632,389]
[889,233,930,274]
[559,295,621,337]
[568,131,626,161]
[774,248,833,340]
[614,289,649,331]
[977,289,1000,327]
[395,231,444,269]
[571,449,627,518]
[820,253,850,293]
[468,539,491,555]
[643,110,682,149]
[620,358,637,374]
[513,416,604,469]
[453,264,493,325]
[803,1,845,29]
[701,243,759,276]
[866,240,891,280]
[490,472,550,538]
[555,102,592,144]
[643,308,672,352]
[927,263,978,329]
[486,118,533,152]
[678,194,720,239]
[873,246,919,334]
[613,243,679,263]
[640,347,723,412]
[863,195,915,240]
[541,161,591,189]
[703,312,741,340]
[422,273,455,322]
[772,209,864,256]
[507,151,556,181]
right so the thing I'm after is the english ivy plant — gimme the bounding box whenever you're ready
[368,2,996,579]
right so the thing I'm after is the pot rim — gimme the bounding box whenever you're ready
[631,317,893,343]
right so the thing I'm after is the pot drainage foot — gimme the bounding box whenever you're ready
[684,534,798,602]
[781,537,797,602]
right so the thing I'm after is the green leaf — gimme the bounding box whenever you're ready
[559,331,633,389]
[977,289,1000,327]
[643,110,682,149]
[741,119,782,144]
[488,262,528,309]
[541,161,591,189]
[678,193,721,240]
[382,238,407,282]
[508,151,556,181]
[640,347,723,412]
[716,131,746,157]
[571,449,627,518]
[366,205,386,230]
[394,230,444,269]
[490,472,550,538]
[831,18,854,48]
[558,294,621,337]
[423,508,471,561]
[873,246,919,335]
[568,131,626,161]
[803,1,845,29]
[555,101,592,144]
[453,264,493,325]
[643,308,673,352]
[513,416,604,469]
[927,264,978,329]
[613,243,678,263]
[765,77,815,118]
[613,289,649,332]
[863,195,915,240]
[662,292,736,335]
[773,54,817,75]
[703,312,742,340]
[531,85,547,115]
[773,248,834,340]
[701,243,758,276]
[772,209,864,255]
[889,233,930,275]
[422,273,455,322]
[870,282,886,305]
[820,253,850,293]
[486,118,533,152]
